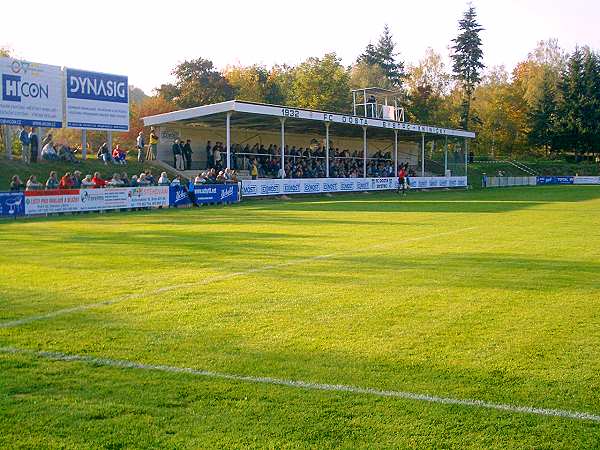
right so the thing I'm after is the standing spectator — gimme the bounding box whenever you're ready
[18,126,30,163]
[29,128,39,163]
[46,171,59,190]
[10,175,24,192]
[92,172,107,188]
[213,144,222,170]
[136,131,145,162]
[144,170,156,185]
[206,140,213,169]
[172,139,184,170]
[26,175,43,191]
[59,172,74,190]
[251,159,258,180]
[183,139,193,170]
[148,127,159,160]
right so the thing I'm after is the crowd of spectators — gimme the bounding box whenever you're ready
[7,169,184,192]
[205,140,413,179]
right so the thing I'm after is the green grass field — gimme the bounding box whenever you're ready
[1,186,599,448]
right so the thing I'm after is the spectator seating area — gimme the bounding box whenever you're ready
[205,141,416,178]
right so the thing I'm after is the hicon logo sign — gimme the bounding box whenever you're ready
[2,60,50,102]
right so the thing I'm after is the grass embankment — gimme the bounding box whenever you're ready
[1,186,600,447]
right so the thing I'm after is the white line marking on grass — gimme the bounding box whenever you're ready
[0,227,476,329]
[1,345,599,423]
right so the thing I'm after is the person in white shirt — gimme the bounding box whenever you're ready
[158,172,170,186]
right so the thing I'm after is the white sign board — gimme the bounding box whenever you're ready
[241,177,467,197]
[65,68,129,131]
[0,57,63,127]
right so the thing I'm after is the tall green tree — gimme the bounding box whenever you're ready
[527,73,557,154]
[156,58,233,108]
[290,53,351,111]
[357,25,405,88]
[451,5,485,129]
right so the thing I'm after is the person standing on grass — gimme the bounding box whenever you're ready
[397,165,407,195]
[148,127,159,160]
[136,131,145,162]
[18,126,30,163]
[28,128,39,163]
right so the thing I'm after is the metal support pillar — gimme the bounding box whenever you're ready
[363,126,367,177]
[325,121,330,178]
[394,130,398,175]
[280,118,285,179]
[444,135,448,175]
[464,138,468,181]
[421,133,425,177]
[81,130,87,160]
[226,112,232,169]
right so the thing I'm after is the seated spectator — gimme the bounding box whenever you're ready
[26,175,43,191]
[138,173,151,186]
[91,172,106,188]
[121,172,130,186]
[72,171,82,188]
[97,143,112,165]
[10,175,25,192]
[112,145,127,165]
[144,170,155,185]
[46,171,59,190]
[59,145,78,163]
[107,173,125,187]
[41,143,59,161]
[129,175,139,187]
[59,172,74,190]
[193,173,204,185]
[216,171,226,183]
[170,175,182,186]
[80,175,95,188]
[157,172,170,186]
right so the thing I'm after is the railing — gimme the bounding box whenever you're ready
[483,176,537,188]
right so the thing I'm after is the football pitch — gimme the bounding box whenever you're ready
[1,186,599,448]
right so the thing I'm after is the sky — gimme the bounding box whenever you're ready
[1,0,598,94]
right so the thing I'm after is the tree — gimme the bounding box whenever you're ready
[266,64,296,105]
[527,73,558,155]
[406,48,452,124]
[157,58,233,108]
[0,46,10,57]
[451,5,485,129]
[224,64,271,103]
[357,25,405,88]
[289,53,351,111]
[349,61,391,90]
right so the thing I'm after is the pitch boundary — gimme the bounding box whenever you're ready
[1,345,599,423]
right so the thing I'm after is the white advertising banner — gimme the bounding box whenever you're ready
[25,187,169,215]
[65,68,129,131]
[0,57,63,127]
[241,177,467,197]
[573,176,600,185]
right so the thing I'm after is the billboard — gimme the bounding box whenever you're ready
[241,177,468,197]
[65,68,129,131]
[0,57,63,127]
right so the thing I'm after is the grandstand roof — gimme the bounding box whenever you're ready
[142,100,475,140]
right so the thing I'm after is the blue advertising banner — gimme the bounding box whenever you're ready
[193,184,239,204]
[169,184,240,206]
[536,176,574,185]
[0,192,25,217]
